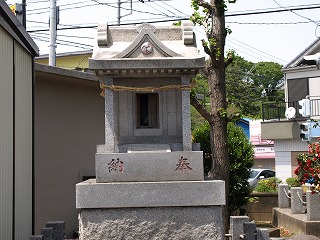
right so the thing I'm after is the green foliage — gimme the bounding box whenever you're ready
[254,177,282,193]
[226,54,284,118]
[285,177,301,188]
[192,122,254,213]
[173,21,182,26]
[192,123,212,173]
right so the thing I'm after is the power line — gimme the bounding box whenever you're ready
[272,0,319,25]
[225,4,320,17]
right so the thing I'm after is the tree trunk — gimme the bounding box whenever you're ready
[208,0,230,229]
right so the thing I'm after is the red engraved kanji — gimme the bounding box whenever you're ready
[175,156,193,173]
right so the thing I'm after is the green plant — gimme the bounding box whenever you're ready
[192,122,254,213]
[285,177,301,188]
[254,177,282,193]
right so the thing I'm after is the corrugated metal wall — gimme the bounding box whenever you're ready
[0,25,33,240]
[14,43,33,239]
[0,26,14,240]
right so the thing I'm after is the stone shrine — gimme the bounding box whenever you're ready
[76,22,226,239]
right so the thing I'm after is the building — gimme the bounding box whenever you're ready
[34,63,104,237]
[35,50,92,71]
[0,2,38,239]
[261,38,320,181]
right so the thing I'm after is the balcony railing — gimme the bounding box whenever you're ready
[262,99,320,121]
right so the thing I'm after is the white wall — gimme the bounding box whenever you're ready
[274,139,308,182]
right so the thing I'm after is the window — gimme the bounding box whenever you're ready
[287,78,308,102]
[136,93,159,128]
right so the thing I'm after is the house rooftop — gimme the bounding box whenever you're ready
[0,1,38,56]
[284,38,320,70]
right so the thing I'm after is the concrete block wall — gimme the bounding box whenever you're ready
[245,193,278,222]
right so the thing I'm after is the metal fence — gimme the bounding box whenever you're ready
[262,99,320,121]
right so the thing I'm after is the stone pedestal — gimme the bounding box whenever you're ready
[79,207,223,240]
[76,180,225,239]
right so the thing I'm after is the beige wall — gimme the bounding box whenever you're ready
[34,74,104,237]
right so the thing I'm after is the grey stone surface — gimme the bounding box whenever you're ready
[278,184,290,208]
[256,228,270,240]
[243,221,256,240]
[78,206,224,240]
[273,207,320,238]
[291,187,304,214]
[103,76,115,152]
[127,144,171,153]
[76,179,225,208]
[181,74,192,151]
[29,236,44,240]
[41,227,53,240]
[91,23,203,60]
[288,234,320,240]
[95,151,204,182]
[230,216,250,240]
[307,191,320,221]
[46,221,65,240]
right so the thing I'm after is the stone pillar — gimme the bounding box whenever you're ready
[256,228,270,240]
[243,221,256,240]
[41,227,53,240]
[291,187,304,214]
[181,75,192,151]
[306,190,320,220]
[103,77,115,152]
[230,216,249,240]
[46,221,65,240]
[278,184,290,208]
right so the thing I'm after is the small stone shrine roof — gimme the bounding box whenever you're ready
[89,22,205,76]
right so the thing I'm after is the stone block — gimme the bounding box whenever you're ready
[41,227,53,240]
[306,191,320,221]
[78,206,224,240]
[46,221,65,240]
[291,187,304,214]
[76,179,225,209]
[243,221,256,240]
[256,228,270,240]
[278,184,290,208]
[230,216,250,240]
[95,151,204,182]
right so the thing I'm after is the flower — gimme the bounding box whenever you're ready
[294,140,320,194]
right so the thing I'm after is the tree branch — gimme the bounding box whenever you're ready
[194,0,214,13]
[190,94,212,123]
[225,57,233,68]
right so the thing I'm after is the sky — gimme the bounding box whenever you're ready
[5,0,320,66]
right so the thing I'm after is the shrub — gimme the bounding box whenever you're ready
[192,122,254,213]
[254,177,282,193]
[285,177,301,188]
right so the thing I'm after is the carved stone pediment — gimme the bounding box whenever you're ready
[90,22,204,75]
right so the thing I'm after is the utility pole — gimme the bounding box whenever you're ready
[22,0,26,28]
[49,0,57,66]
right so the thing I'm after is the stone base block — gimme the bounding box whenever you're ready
[78,206,224,240]
[76,179,225,208]
[95,151,204,182]
[273,208,320,238]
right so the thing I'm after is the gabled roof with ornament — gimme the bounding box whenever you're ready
[89,22,205,76]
